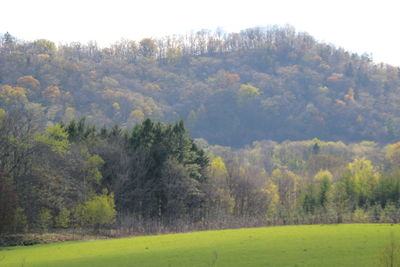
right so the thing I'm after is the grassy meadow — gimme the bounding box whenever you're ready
[0,224,398,267]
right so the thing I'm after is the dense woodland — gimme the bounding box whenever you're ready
[2,26,400,237]
[2,111,400,235]
[1,26,400,147]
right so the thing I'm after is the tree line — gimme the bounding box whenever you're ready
[2,110,400,236]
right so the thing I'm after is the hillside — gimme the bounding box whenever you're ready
[1,26,400,147]
[3,27,400,239]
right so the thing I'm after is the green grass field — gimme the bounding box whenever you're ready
[0,224,398,267]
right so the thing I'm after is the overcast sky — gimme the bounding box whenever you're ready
[1,0,399,66]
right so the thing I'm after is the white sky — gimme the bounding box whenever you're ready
[1,0,400,66]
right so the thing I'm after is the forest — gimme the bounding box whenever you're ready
[2,110,400,237]
[2,26,400,239]
[1,26,400,147]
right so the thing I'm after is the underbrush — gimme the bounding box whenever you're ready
[0,232,111,247]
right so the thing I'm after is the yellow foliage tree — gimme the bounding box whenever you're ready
[34,39,56,54]
[271,169,299,211]
[42,86,61,102]
[130,109,145,121]
[166,47,183,64]
[209,157,234,214]
[37,54,50,60]
[210,157,228,179]
[112,102,121,111]
[0,108,5,120]
[140,103,153,116]
[17,75,40,89]
[385,142,400,167]
[101,76,119,89]
[262,181,280,217]
[0,85,28,103]
[237,84,260,105]
[347,158,380,203]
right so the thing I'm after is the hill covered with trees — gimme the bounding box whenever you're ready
[4,26,400,240]
[1,25,400,147]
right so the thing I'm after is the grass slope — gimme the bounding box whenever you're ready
[0,224,398,267]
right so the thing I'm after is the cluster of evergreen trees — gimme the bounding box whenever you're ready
[0,110,208,234]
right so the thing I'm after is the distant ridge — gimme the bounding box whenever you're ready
[1,26,399,147]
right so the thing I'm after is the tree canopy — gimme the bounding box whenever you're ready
[1,26,400,147]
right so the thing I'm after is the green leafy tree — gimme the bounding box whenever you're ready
[76,190,116,229]
[314,170,333,209]
[35,124,70,154]
[352,207,368,223]
[346,158,380,206]
[55,208,71,228]
[13,208,28,233]
[37,208,53,232]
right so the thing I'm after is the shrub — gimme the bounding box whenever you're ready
[75,191,116,230]
[37,208,53,232]
[353,208,368,223]
[55,208,70,228]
